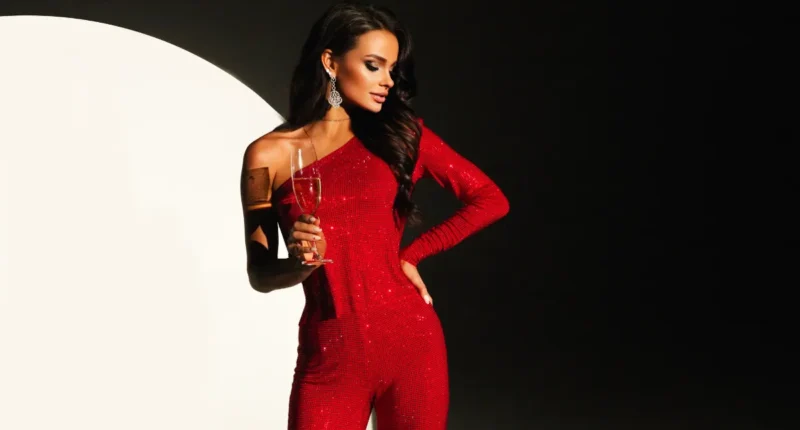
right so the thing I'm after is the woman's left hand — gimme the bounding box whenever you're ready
[400,260,433,305]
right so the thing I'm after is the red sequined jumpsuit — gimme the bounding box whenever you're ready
[273,121,509,429]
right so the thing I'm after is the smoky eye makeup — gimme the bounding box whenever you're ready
[365,61,379,71]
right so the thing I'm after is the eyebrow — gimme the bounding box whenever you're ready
[365,54,397,66]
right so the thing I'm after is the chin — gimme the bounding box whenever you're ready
[363,102,383,113]
[351,98,382,113]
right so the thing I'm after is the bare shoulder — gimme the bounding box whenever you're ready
[243,128,305,170]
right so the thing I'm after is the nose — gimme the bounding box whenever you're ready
[381,71,394,89]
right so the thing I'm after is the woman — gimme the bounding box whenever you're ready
[240,2,509,429]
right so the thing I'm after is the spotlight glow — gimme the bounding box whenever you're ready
[0,16,308,429]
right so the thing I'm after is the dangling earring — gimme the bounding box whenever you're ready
[326,70,343,108]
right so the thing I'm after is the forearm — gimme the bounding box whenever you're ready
[247,258,316,293]
[403,123,511,266]
[400,184,509,265]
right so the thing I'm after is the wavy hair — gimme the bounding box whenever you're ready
[275,1,422,225]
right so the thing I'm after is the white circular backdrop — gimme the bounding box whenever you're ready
[0,15,327,429]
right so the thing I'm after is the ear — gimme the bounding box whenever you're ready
[320,49,338,78]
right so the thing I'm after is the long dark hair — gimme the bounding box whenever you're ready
[275,1,422,225]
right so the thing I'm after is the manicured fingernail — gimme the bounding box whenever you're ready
[309,216,316,222]
[313,235,321,241]
[313,226,322,232]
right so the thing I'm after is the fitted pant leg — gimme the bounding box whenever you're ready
[288,317,372,430]
[288,378,373,430]
[373,301,450,430]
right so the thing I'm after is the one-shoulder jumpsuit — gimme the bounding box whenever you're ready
[272,121,510,430]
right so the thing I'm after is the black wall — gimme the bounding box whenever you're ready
[2,1,795,428]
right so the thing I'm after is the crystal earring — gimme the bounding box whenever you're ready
[327,71,343,108]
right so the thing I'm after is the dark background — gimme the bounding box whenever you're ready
[2,1,796,428]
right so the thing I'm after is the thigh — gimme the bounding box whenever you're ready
[288,378,373,430]
[373,313,450,430]
[289,318,372,429]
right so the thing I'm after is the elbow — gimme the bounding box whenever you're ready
[468,185,510,225]
[498,195,511,219]
[246,267,261,291]
[487,187,510,222]
[247,265,276,293]
[496,191,510,219]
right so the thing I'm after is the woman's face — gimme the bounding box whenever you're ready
[324,29,398,113]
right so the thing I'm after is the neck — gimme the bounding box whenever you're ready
[321,106,351,122]
[305,109,354,143]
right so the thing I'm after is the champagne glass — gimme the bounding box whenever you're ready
[290,140,333,265]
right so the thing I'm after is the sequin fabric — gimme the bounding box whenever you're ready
[272,121,509,429]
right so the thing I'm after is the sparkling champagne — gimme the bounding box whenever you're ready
[291,177,321,214]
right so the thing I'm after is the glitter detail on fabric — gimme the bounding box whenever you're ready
[272,120,509,429]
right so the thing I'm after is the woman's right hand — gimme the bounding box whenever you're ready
[287,214,327,266]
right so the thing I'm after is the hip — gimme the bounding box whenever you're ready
[297,292,443,348]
